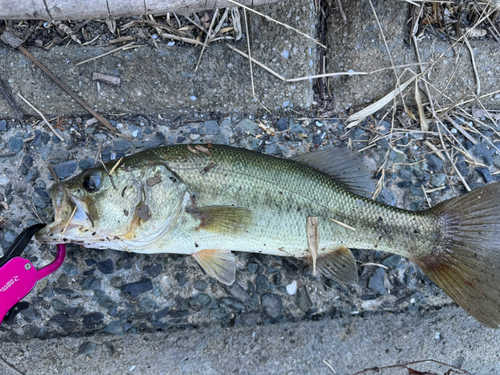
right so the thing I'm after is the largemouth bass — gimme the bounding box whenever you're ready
[36,144,500,328]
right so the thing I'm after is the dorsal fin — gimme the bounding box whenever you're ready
[292,148,375,198]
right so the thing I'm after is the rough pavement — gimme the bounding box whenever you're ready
[1,305,498,375]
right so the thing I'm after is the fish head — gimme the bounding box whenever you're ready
[36,159,190,251]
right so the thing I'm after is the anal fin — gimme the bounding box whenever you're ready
[187,206,252,234]
[192,249,236,285]
[304,246,358,284]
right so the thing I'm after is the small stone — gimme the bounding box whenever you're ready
[50,148,70,163]
[104,321,123,335]
[235,311,259,326]
[214,132,229,145]
[204,120,220,135]
[96,259,114,274]
[410,183,424,196]
[121,278,153,296]
[398,168,413,181]
[312,134,322,146]
[265,143,279,155]
[472,142,493,166]
[256,274,271,290]
[82,312,104,330]
[426,154,443,171]
[237,118,258,133]
[51,299,66,311]
[0,120,7,131]
[261,293,282,318]
[4,230,18,243]
[247,262,258,274]
[381,255,401,269]
[456,160,469,177]
[188,293,211,311]
[286,280,297,295]
[368,267,387,295]
[8,137,23,153]
[79,276,101,290]
[296,286,312,311]
[78,341,98,355]
[145,132,166,149]
[476,167,492,183]
[98,296,118,310]
[62,263,78,276]
[224,283,252,305]
[276,118,288,131]
[194,280,208,291]
[221,297,245,311]
[113,139,132,152]
[51,161,77,180]
[144,264,163,278]
[189,133,201,140]
[430,173,447,188]
[377,188,396,206]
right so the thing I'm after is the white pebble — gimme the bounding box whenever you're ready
[286,280,297,295]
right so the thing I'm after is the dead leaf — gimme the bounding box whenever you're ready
[146,174,162,187]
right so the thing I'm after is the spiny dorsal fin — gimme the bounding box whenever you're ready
[304,246,358,284]
[292,148,375,198]
[187,206,252,234]
[192,249,236,285]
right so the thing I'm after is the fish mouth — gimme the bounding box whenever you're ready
[35,187,95,244]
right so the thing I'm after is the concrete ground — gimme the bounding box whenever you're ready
[1,305,498,375]
[1,0,500,374]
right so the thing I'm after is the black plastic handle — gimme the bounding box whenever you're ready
[0,223,45,268]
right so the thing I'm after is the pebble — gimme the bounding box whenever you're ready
[377,188,396,206]
[381,255,401,269]
[194,280,208,291]
[276,117,288,131]
[78,341,98,355]
[188,293,211,311]
[472,142,493,166]
[0,120,7,131]
[113,139,132,152]
[430,173,447,188]
[104,321,123,335]
[78,158,95,171]
[286,281,297,295]
[82,312,104,330]
[121,278,153,296]
[261,293,283,318]
[368,267,387,295]
[237,119,258,133]
[4,230,17,243]
[204,120,220,135]
[455,160,469,177]
[146,132,166,149]
[96,260,114,274]
[264,143,279,155]
[476,167,492,183]
[296,286,312,311]
[51,161,77,180]
[235,311,259,326]
[8,137,23,153]
[221,297,245,312]
[425,154,443,171]
[224,283,252,305]
[144,264,163,278]
[256,274,271,290]
[247,262,258,274]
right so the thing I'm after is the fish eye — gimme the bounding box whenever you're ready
[82,172,102,193]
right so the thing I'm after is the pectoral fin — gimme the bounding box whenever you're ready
[187,206,252,234]
[304,246,358,284]
[192,249,236,285]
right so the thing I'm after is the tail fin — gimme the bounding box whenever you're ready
[414,182,500,328]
